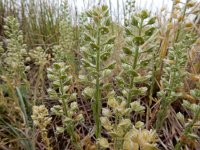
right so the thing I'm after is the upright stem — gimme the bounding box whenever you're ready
[59,71,82,150]
[94,26,101,139]
[127,46,139,105]
[156,44,178,131]
[59,70,68,116]
[127,20,143,106]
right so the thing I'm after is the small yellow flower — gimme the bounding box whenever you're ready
[124,128,159,150]
[31,105,51,129]
[97,138,109,148]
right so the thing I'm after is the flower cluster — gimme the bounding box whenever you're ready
[31,105,52,150]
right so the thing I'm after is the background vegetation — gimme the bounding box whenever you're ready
[0,0,200,150]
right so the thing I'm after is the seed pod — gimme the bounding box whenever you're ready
[131,16,139,27]
[140,10,149,19]
[105,36,115,44]
[123,47,132,55]
[147,17,156,25]
[133,36,145,46]
[145,27,155,36]
[100,26,109,34]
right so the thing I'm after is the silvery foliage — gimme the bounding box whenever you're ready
[47,63,83,133]
[3,16,27,76]
[117,10,157,106]
[156,32,199,129]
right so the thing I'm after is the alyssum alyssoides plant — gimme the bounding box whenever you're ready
[26,46,50,102]
[0,16,34,150]
[1,16,28,86]
[96,10,158,150]
[155,33,196,130]
[1,16,30,121]
[47,62,84,150]
[31,105,52,150]
[80,5,116,139]
[117,10,157,107]
[52,1,74,64]
[155,0,199,128]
